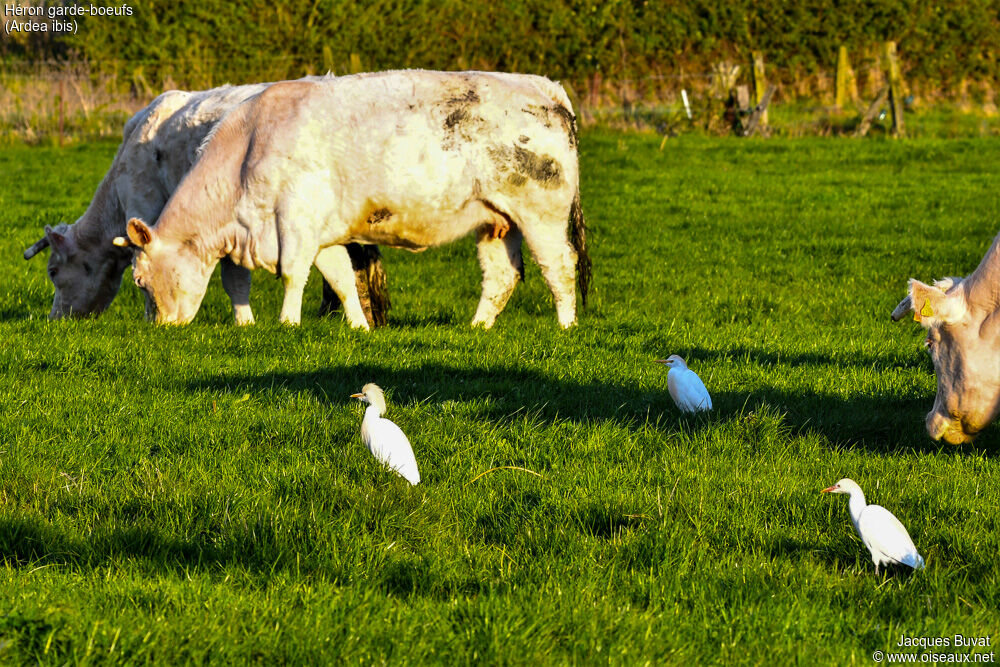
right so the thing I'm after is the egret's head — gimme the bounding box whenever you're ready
[351,383,388,415]
[822,478,861,495]
[655,355,688,370]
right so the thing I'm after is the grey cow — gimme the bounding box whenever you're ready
[24,79,388,326]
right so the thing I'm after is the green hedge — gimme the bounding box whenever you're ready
[5,1,999,90]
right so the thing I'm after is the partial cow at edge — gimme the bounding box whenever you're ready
[118,70,591,329]
[23,78,389,328]
[892,230,1000,444]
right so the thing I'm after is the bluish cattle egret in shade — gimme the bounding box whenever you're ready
[351,383,421,485]
[822,478,925,574]
[655,355,712,413]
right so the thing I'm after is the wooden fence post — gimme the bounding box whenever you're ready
[883,41,905,136]
[835,45,858,110]
[349,53,363,74]
[751,51,768,127]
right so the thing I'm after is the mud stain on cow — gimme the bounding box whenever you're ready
[520,105,550,127]
[514,146,561,185]
[549,104,578,148]
[367,207,392,225]
[440,86,485,151]
[447,89,480,106]
[444,108,468,131]
[508,172,528,187]
[521,104,578,149]
[488,144,563,189]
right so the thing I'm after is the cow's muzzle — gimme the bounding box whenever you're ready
[926,410,978,444]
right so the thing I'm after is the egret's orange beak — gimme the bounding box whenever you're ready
[821,485,837,493]
[654,359,667,364]
[350,393,364,399]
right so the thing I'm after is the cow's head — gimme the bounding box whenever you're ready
[24,223,132,319]
[113,218,213,324]
[893,276,1000,444]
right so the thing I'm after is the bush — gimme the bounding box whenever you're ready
[3,1,997,90]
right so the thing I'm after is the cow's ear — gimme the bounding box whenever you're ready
[44,224,76,258]
[909,278,967,326]
[126,218,154,249]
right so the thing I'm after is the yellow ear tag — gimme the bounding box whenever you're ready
[920,300,934,318]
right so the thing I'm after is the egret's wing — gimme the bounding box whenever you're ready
[363,416,421,485]
[669,369,712,412]
[858,505,923,569]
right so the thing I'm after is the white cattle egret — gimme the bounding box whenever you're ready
[822,478,925,574]
[351,383,421,485]
[656,355,712,413]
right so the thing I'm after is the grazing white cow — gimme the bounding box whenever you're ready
[23,79,388,327]
[892,230,1000,444]
[117,70,591,328]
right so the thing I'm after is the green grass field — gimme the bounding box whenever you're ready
[1,133,998,664]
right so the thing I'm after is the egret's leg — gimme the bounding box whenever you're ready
[219,257,255,325]
[520,224,577,328]
[314,246,371,330]
[471,227,523,328]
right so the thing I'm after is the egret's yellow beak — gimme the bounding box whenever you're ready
[351,393,364,399]
[821,485,837,493]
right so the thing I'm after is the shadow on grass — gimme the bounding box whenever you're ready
[0,515,283,573]
[183,359,995,455]
[0,307,36,322]
[0,515,490,599]
[645,342,926,375]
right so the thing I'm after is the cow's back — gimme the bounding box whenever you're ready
[112,89,196,223]
[200,70,581,250]
[261,70,579,196]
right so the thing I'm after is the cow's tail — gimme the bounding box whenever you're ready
[318,244,391,328]
[570,189,591,308]
[362,245,391,328]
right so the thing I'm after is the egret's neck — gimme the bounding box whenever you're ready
[846,488,867,530]
[365,403,385,420]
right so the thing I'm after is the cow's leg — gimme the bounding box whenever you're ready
[278,268,309,325]
[313,246,371,330]
[471,227,523,328]
[276,239,314,325]
[219,257,255,325]
[520,223,577,328]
